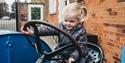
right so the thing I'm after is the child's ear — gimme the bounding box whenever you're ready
[80,6,87,14]
[80,6,88,21]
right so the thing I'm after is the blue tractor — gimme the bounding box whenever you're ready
[0,21,103,63]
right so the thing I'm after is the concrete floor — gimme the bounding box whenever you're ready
[40,36,58,51]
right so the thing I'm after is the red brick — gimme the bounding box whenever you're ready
[113,56,121,62]
[84,0,125,63]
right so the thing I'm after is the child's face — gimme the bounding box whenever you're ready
[63,17,80,30]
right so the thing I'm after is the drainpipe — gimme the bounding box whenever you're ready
[15,0,19,31]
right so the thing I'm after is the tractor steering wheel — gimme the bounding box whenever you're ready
[23,21,82,63]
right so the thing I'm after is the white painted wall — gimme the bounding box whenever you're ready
[49,0,56,15]
[58,0,70,23]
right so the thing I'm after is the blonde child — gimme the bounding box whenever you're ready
[21,2,88,63]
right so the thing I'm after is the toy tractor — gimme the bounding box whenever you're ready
[0,21,103,63]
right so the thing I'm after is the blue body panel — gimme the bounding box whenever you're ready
[121,46,125,63]
[0,30,52,63]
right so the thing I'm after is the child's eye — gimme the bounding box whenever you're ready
[70,21,75,22]
[64,20,67,22]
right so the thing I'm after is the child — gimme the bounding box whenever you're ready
[21,2,88,63]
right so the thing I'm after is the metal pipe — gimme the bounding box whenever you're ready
[15,0,19,31]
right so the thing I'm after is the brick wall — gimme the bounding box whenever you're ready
[47,0,59,25]
[84,0,125,63]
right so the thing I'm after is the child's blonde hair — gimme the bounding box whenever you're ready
[62,2,87,22]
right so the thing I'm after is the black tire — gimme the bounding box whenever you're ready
[86,43,103,63]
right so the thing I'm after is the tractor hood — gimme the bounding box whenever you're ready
[0,30,22,35]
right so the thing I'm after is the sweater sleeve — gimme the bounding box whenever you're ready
[78,31,88,55]
[70,29,88,60]
[38,25,59,36]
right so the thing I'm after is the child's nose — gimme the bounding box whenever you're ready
[66,22,71,25]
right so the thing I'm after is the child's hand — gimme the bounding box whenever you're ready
[68,57,75,63]
[20,26,34,35]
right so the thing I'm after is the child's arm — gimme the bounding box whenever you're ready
[21,25,59,36]
[69,29,88,62]
[78,30,88,55]
[38,25,59,36]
